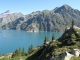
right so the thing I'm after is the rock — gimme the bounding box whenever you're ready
[20,59,23,60]
[0,56,4,59]
[61,51,73,60]
[45,42,49,44]
[73,25,80,29]
[54,51,73,60]
[71,49,80,57]
[67,39,72,45]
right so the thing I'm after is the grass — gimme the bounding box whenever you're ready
[1,56,27,60]
[71,56,80,60]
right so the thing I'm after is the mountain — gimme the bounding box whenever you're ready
[0,10,13,17]
[1,5,80,32]
[0,10,23,28]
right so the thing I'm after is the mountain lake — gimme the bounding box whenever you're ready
[0,30,63,54]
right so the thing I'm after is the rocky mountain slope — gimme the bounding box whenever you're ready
[1,4,80,32]
[25,21,80,60]
[0,10,23,28]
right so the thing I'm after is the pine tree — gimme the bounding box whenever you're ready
[44,36,47,43]
[28,44,34,54]
[15,49,20,56]
[72,20,76,28]
[44,36,50,44]
[12,52,16,58]
[52,34,55,41]
[65,22,69,31]
[19,47,21,56]
[21,47,26,56]
[28,46,31,54]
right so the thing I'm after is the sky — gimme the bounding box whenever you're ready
[0,0,80,15]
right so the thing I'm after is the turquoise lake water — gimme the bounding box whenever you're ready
[0,30,63,54]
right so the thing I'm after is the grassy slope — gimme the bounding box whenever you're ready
[25,26,80,60]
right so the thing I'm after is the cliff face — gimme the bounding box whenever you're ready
[1,5,80,32]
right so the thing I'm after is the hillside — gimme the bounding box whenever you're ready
[25,21,80,60]
[1,4,80,32]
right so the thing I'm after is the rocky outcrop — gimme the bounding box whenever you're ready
[51,49,80,60]
[71,49,80,57]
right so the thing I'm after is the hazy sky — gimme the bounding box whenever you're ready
[0,0,80,15]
